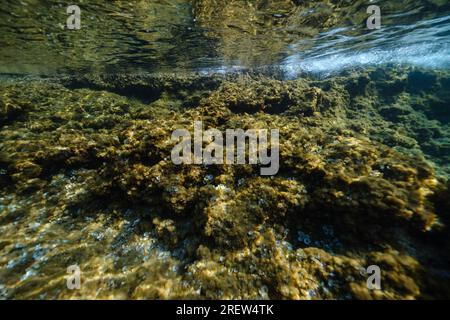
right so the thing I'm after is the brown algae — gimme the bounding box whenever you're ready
[0,67,449,299]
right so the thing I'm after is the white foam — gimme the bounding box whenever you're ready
[282,42,450,78]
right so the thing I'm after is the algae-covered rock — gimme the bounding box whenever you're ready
[200,76,334,115]
[0,67,449,299]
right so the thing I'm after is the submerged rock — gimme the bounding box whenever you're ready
[0,67,449,299]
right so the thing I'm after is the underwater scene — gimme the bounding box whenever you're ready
[0,0,449,300]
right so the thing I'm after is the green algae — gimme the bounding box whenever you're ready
[0,67,449,299]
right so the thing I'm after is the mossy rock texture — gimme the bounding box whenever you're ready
[0,67,449,299]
